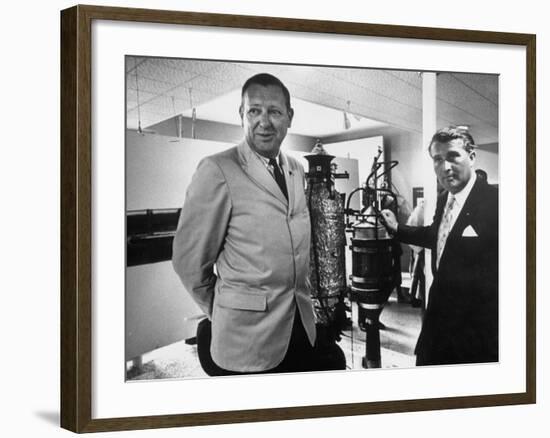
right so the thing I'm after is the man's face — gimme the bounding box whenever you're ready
[430,139,476,194]
[239,84,293,159]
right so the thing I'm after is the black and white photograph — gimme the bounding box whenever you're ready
[124,57,499,380]
[51,1,537,434]
[3,0,545,436]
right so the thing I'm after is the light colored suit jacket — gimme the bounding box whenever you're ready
[172,141,316,372]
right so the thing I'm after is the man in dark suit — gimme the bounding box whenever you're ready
[381,126,498,366]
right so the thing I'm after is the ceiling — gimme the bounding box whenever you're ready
[126,57,498,145]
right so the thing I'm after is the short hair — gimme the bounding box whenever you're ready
[429,126,476,155]
[240,73,292,113]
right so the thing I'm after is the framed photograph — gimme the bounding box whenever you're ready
[60,4,536,433]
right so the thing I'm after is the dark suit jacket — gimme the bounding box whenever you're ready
[397,176,498,365]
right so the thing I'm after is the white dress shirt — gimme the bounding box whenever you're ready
[443,171,477,233]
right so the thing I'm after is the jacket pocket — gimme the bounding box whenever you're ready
[216,290,267,312]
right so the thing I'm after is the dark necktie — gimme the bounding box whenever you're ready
[269,158,288,201]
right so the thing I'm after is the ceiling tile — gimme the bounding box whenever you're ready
[125,58,498,144]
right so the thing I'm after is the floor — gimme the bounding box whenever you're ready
[127,288,423,381]
[340,294,422,370]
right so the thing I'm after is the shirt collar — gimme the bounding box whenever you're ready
[247,144,283,168]
[451,171,476,208]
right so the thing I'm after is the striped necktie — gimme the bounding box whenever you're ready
[436,194,456,269]
[269,158,288,201]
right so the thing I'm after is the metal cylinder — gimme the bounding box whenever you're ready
[350,214,396,368]
[305,153,347,327]
[350,219,394,298]
[307,182,346,326]
[363,322,381,368]
[304,148,348,371]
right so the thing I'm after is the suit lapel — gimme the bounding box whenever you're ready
[434,193,447,228]
[437,177,482,269]
[447,177,482,242]
[237,142,289,206]
[280,153,295,211]
[430,193,448,273]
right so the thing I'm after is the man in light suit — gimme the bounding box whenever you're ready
[172,73,316,375]
[381,126,498,366]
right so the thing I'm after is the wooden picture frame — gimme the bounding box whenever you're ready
[60,4,536,433]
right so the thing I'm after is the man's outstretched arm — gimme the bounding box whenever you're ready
[380,209,436,249]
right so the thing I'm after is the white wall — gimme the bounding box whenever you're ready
[324,136,384,187]
[126,262,201,360]
[383,130,425,219]
[476,149,500,185]
[126,130,233,359]
[3,1,546,438]
[126,130,232,210]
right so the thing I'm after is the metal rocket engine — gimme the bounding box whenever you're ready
[345,147,401,368]
[305,141,401,370]
[305,142,349,354]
